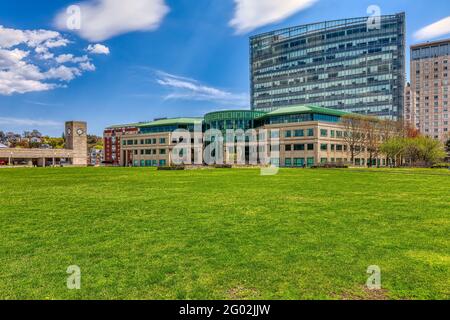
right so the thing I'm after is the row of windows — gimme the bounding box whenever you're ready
[282,157,385,167]
[255,83,392,99]
[283,157,315,167]
[284,143,350,152]
[254,46,398,76]
[133,160,167,167]
[133,149,167,155]
[256,37,398,69]
[124,138,166,146]
[285,144,315,151]
[252,20,401,59]
[254,53,394,83]
[284,128,315,137]
[255,94,394,110]
[254,71,393,91]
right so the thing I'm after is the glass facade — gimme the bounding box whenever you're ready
[257,112,341,126]
[250,14,406,119]
[140,124,198,134]
[204,110,267,131]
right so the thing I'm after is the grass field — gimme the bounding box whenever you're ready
[0,167,449,300]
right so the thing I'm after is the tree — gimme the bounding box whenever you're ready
[42,136,65,149]
[361,117,382,167]
[380,137,404,167]
[402,138,421,166]
[30,129,42,138]
[416,136,446,166]
[380,136,446,167]
[87,135,103,152]
[340,114,365,164]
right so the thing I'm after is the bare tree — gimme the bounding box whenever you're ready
[361,117,381,167]
[340,114,365,164]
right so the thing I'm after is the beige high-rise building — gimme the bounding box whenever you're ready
[408,39,450,141]
[404,83,419,131]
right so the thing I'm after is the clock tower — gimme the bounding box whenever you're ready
[65,121,88,166]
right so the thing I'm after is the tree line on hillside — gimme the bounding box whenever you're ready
[0,130,103,152]
[339,114,448,167]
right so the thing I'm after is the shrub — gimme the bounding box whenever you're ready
[311,163,349,169]
[213,164,233,169]
[431,163,450,169]
[157,165,185,171]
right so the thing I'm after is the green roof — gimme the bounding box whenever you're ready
[106,122,143,129]
[204,110,267,122]
[257,105,350,118]
[136,117,203,128]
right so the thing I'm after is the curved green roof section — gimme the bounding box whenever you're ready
[106,122,143,129]
[257,105,350,118]
[137,117,203,128]
[204,110,267,122]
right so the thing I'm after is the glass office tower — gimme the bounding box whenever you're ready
[250,13,406,119]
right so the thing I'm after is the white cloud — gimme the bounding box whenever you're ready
[0,25,101,95]
[156,71,249,107]
[87,43,110,55]
[45,65,82,81]
[54,0,170,41]
[0,117,62,127]
[229,0,317,34]
[55,54,89,64]
[415,16,450,41]
[79,61,96,71]
[0,25,68,49]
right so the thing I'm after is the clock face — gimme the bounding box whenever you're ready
[76,128,84,136]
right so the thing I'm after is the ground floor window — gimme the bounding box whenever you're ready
[294,158,305,167]
[133,160,139,167]
[307,157,315,167]
[285,158,292,166]
[159,159,166,166]
[321,158,327,163]
[140,160,145,167]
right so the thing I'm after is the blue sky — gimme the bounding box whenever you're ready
[1,0,450,136]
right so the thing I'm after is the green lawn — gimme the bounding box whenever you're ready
[0,167,449,300]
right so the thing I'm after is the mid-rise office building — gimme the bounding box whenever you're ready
[250,13,406,119]
[408,39,450,141]
[120,118,203,167]
[107,105,388,167]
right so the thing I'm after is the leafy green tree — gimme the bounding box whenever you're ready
[416,136,446,166]
[381,136,446,167]
[380,137,404,167]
